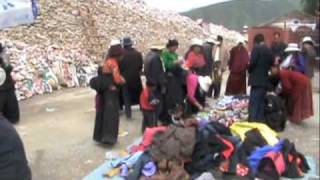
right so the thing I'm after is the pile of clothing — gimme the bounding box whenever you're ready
[3,40,98,100]
[195,96,249,127]
[103,121,310,180]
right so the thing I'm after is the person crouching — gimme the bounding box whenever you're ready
[140,81,160,133]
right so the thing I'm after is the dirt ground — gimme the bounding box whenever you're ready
[15,73,319,180]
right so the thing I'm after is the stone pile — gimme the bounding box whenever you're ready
[0,0,242,100]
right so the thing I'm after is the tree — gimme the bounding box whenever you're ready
[301,0,319,15]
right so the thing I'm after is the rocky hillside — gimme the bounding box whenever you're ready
[0,0,242,100]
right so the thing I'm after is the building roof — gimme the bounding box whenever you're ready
[257,10,317,28]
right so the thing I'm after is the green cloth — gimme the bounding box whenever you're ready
[161,49,178,71]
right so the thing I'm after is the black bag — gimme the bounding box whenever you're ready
[264,94,287,132]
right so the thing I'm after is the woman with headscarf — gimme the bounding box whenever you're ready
[0,43,20,124]
[280,43,306,75]
[271,66,313,124]
[225,38,249,96]
[90,40,125,144]
[184,38,206,75]
[301,36,317,79]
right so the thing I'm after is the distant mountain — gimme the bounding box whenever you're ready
[182,0,301,31]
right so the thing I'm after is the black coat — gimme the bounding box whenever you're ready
[0,116,31,180]
[144,51,165,90]
[0,64,19,124]
[119,48,143,105]
[248,44,274,87]
[90,73,119,144]
[0,64,15,91]
[203,42,214,76]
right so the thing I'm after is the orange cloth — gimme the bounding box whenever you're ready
[103,58,125,85]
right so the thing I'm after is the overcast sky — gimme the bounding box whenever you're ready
[144,0,230,12]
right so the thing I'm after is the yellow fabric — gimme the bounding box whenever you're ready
[105,168,120,178]
[230,122,279,146]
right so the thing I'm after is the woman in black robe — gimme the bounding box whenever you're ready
[90,44,124,145]
[0,43,20,124]
[90,67,120,144]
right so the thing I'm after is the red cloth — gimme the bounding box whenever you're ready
[265,152,286,176]
[279,70,313,123]
[185,51,205,69]
[140,87,155,111]
[219,137,234,159]
[131,126,168,153]
[225,72,247,96]
[228,46,249,74]
[225,46,249,96]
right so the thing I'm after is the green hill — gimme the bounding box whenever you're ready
[182,0,301,31]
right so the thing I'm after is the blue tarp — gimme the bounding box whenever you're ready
[0,0,39,29]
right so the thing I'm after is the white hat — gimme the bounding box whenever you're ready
[0,67,6,86]
[191,38,203,47]
[150,45,165,50]
[236,37,245,45]
[302,36,314,44]
[198,76,212,92]
[285,43,300,52]
[110,39,121,46]
[206,37,218,44]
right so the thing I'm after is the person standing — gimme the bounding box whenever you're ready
[161,39,180,73]
[140,81,159,133]
[0,115,31,180]
[212,35,229,99]
[0,43,20,124]
[119,37,143,119]
[184,38,206,75]
[301,36,317,79]
[203,38,216,97]
[91,41,125,145]
[270,32,287,65]
[248,34,274,122]
[144,45,166,122]
[271,67,313,124]
[280,43,306,75]
[202,37,216,76]
[225,38,249,96]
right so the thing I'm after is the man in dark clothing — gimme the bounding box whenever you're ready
[144,45,166,123]
[0,115,31,180]
[270,32,287,64]
[0,43,20,124]
[119,37,143,119]
[248,34,274,122]
[203,38,216,77]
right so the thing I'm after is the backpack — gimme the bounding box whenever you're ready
[264,94,287,132]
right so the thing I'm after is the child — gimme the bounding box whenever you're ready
[140,81,159,133]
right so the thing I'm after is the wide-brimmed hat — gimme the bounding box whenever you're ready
[122,37,133,47]
[150,45,165,50]
[109,39,121,47]
[302,36,314,45]
[0,67,6,86]
[285,43,300,52]
[198,76,212,92]
[191,38,203,47]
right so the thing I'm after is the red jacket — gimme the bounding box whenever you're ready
[140,87,155,111]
